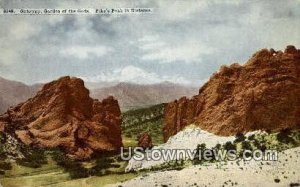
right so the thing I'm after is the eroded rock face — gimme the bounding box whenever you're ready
[0,76,122,160]
[138,132,153,149]
[164,46,300,141]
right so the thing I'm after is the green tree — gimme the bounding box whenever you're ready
[234,132,246,143]
[223,141,236,151]
[277,128,295,144]
[193,143,207,165]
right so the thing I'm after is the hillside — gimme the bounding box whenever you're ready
[91,82,197,111]
[122,104,164,146]
[164,46,300,140]
[0,77,41,114]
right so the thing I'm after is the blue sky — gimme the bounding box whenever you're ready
[0,0,300,86]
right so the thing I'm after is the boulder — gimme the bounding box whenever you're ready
[138,132,153,149]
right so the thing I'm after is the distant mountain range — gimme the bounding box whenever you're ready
[0,77,197,113]
[90,82,197,111]
[0,77,42,114]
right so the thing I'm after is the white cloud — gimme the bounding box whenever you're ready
[81,65,191,85]
[0,48,20,65]
[0,18,42,66]
[156,0,208,21]
[138,35,159,42]
[10,19,42,40]
[0,16,62,66]
[47,16,65,26]
[138,35,214,63]
[141,44,213,63]
[139,39,166,51]
[60,45,114,59]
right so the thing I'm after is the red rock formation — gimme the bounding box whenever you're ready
[138,132,153,149]
[0,76,122,160]
[164,46,300,141]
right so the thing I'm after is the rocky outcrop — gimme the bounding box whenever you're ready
[164,46,300,141]
[0,76,122,160]
[138,132,153,149]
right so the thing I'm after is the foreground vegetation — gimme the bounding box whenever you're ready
[0,158,139,187]
[0,140,140,187]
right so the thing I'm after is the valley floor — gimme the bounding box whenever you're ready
[0,157,139,187]
[109,147,300,187]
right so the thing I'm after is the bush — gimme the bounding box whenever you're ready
[51,150,90,178]
[214,143,221,150]
[241,141,252,150]
[223,141,236,151]
[51,150,121,179]
[193,143,207,164]
[0,132,6,143]
[16,147,47,168]
[234,132,246,143]
[248,134,255,141]
[0,133,7,159]
[0,170,5,175]
[239,141,252,158]
[0,162,12,170]
[277,128,295,144]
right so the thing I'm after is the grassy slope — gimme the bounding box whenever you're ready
[0,156,140,187]
[1,158,69,187]
[121,103,165,147]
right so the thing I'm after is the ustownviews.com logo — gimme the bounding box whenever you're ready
[120,147,278,161]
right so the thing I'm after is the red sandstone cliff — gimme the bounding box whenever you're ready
[0,76,122,160]
[164,46,300,141]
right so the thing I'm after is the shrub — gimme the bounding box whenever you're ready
[234,132,246,143]
[52,150,121,179]
[274,178,280,183]
[16,147,47,168]
[277,128,295,144]
[0,170,5,175]
[214,143,221,150]
[0,132,6,143]
[0,162,12,170]
[239,141,252,157]
[193,143,207,164]
[51,150,90,179]
[223,141,236,151]
[241,141,252,150]
[247,134,255,141]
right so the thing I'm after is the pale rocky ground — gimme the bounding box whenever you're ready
[109,147,300,187]
[126,126,264,171]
